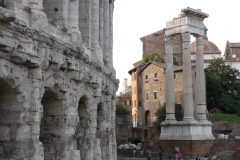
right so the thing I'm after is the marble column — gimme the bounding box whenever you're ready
[195,35,207,121]
[182,32,194,121]
[103,0,110,66]
[164,36,176,121]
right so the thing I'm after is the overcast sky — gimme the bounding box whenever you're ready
[113,0,240,94]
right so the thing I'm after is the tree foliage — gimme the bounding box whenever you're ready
[206,58,240,116]
[142,53,165,64]
[153,103,183,129]
[116,103,129,115]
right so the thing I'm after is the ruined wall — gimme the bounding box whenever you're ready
[0,0,118,160]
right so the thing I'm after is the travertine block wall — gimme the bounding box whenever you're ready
[0,0,118,159]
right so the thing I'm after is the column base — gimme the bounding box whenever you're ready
[160,120,215,140]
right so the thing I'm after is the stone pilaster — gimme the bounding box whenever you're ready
[109,1,114,68]
[91,0,103,65]
[103,0,110,66]
[99,0,104,49]
[195,35,207,121]
[182,32,194,121]
[164,36,176,122]
[68,0,83,44]
[79,0,92,46]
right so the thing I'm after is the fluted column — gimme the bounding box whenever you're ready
[196,35,207,121]
[164,36,176,122]
[182,32,194,121]
[103,0,110,66]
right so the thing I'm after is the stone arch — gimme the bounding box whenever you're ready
[75,95,91,159]
[145,110,151,126]
[40,89,67,159]
[0,79,27,158]
[96,102,104,138]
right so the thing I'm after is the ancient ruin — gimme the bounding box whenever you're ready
[0,0,118,159]
[159,7,215,157]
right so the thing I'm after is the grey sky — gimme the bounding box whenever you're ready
[113,0,240,94]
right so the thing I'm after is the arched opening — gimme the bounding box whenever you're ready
[75,96,89,159]
[0,79,19,158]
[40,90,61,159]
[97,103,104,138]
[145,110,151,126]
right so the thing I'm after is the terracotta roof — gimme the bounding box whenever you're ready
[190,40,221,54]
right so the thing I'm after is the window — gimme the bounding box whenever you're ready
[195,72,196,77]
[139,101,141,106]
[125,100,131,106]
[174,74,176,79]
[145,75,148,80]
[154,91,157,100]
[193,55,196,60]
[134,100,136,107]
[155,73,158,78]
[154,34,159,37]
[146,92,149,101]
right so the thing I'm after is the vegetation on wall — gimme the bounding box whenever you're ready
[142,53,165,64]
[153,103,183,129]
[205,58,240,116]
[116,103,130,115]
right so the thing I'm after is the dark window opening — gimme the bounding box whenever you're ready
[145,75,148,80]
[154,92,157,100]
[155,73,158,78]
[0,0,4,7]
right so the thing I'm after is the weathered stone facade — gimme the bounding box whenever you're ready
[0,0,118,160]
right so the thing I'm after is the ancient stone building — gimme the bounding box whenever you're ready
[0,0,118,160]
[128,62,196,127]
[140,29,183,65]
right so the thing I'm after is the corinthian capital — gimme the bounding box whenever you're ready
[182,32,191,42]
[164,36,173,46]
[196,35,204,46]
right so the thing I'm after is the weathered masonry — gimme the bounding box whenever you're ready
[0,0,118,159]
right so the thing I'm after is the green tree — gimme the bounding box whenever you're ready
[116,103,129,115]
[142,53,165,64]
[206,58,240,115]
[153,103,183,129]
